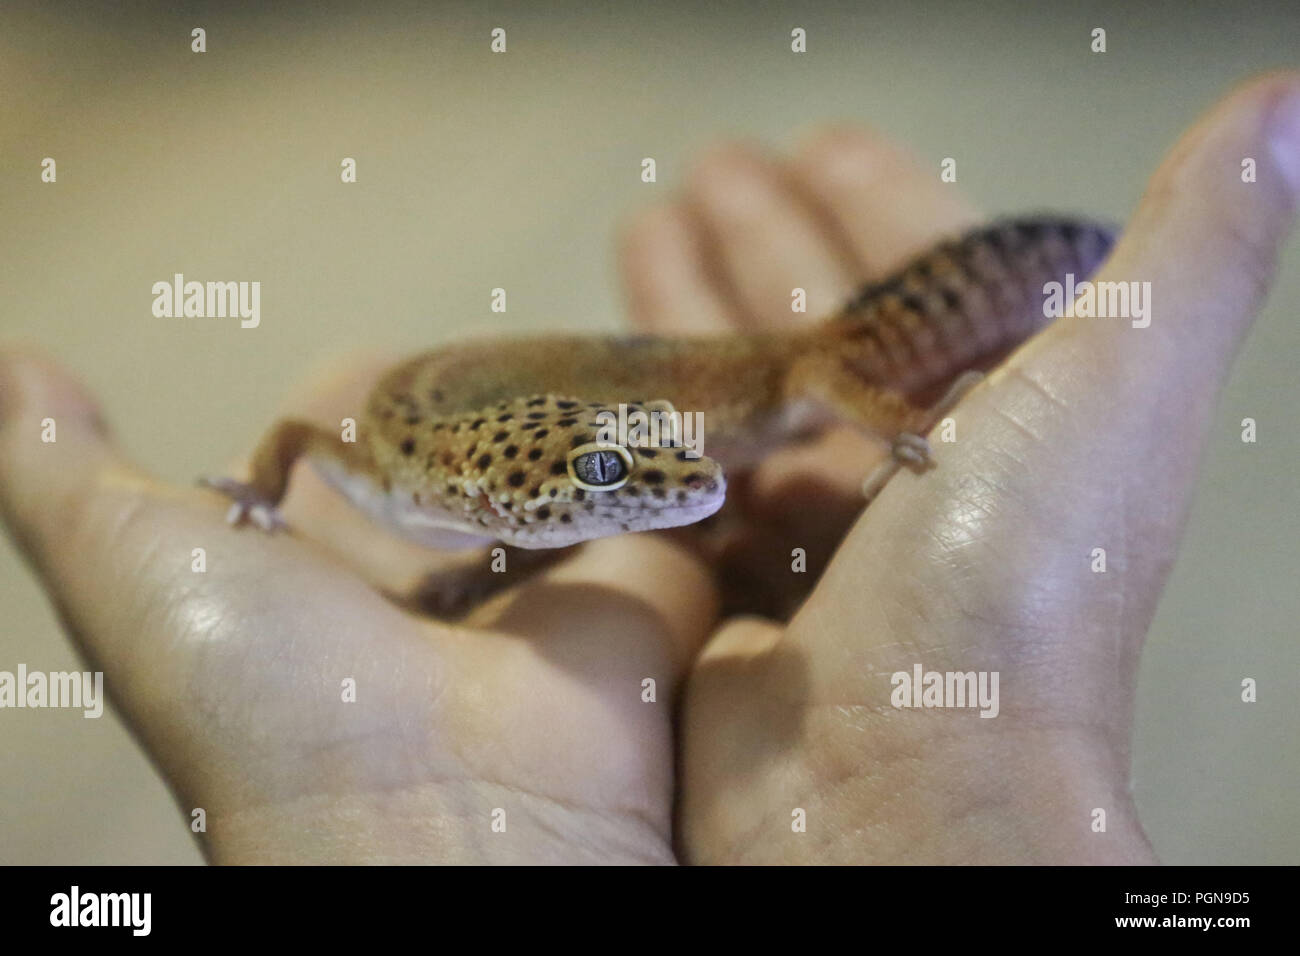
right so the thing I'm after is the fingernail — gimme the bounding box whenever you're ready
[1267,84,1300,196]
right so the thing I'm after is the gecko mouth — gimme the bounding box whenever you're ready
[589,493,726,527]
[575,475,726,513]
[623,493,725,515]
[544,497,724,541]
[504,482,726,547]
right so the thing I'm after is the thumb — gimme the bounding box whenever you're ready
[969,70,1299,633]
[987,68,1300,615]
[808,72,1298,725]
[1056,70,1300,375]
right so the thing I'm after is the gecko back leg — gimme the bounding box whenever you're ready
[783,352,985,500]
[858,370,984,500]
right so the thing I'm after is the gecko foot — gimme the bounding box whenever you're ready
[860,433,934,502]
[198,476,287,533]
[890,432,933,469]
[860,370,986,502]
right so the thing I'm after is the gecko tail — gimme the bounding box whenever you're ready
[826,215,1118,396]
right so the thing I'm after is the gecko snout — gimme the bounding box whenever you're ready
[644,454,726,512]
[681,472,716,491]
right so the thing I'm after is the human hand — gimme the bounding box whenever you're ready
[616,72,1298,862]
[0,348,725,863]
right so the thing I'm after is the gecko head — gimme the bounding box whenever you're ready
[471,399,727,549]
[516,440,726,548]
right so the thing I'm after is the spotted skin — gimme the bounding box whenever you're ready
[364,392,725,548]
[204,217,1115,549]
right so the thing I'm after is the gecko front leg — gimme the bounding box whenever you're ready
[200,419,375,532]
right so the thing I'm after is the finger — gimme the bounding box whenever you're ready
[0,348,408,648]
[685,144,861,327]
[788,125,982,275]
[0,350,159,581]
[0,349,220,694]
[619,203,739,334]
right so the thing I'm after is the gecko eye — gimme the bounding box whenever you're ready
[567,442,633,491]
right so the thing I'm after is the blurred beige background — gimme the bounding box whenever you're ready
[1,1,1296,864]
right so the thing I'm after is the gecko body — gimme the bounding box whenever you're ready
[204,217,1114,548]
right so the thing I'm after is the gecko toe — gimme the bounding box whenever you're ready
[200,475,242,495]
[890,433,933,469]
[202,476,285,533]
[861,433,934,500]
[249,504,286,533]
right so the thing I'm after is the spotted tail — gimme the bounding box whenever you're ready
[829,216,1117,394]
